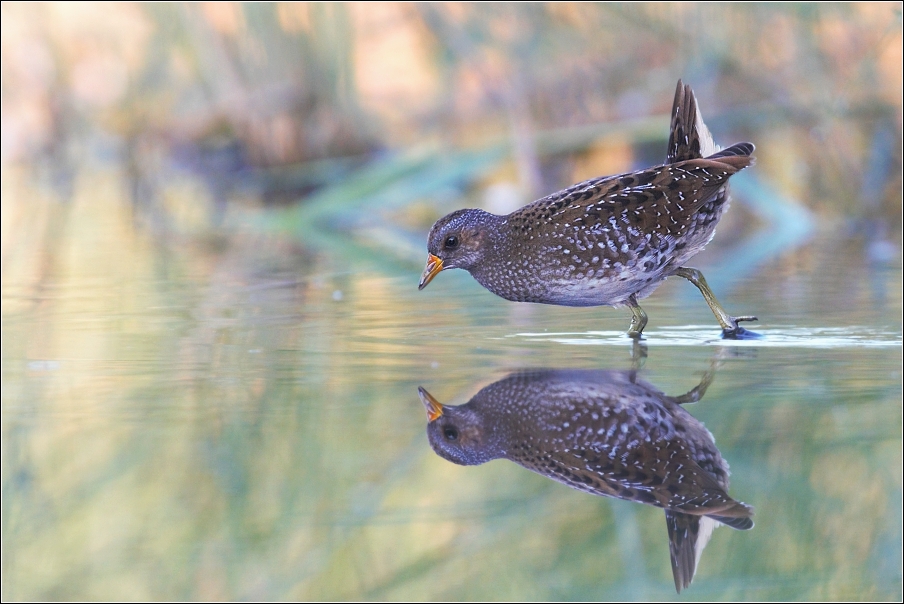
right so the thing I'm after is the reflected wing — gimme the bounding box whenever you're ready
[543,437,754,520]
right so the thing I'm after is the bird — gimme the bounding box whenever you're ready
[418,80,758,338]
[419,368,753,593]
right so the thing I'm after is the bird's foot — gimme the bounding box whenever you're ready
[721,316,762,340]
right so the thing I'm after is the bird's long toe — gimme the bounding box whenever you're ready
[720,316,762,340]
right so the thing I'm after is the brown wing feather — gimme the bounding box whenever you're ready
[532,438,753,520]
[508,153,752,243]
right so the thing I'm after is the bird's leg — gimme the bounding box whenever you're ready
[672,359,721,404]
[626,294,648,339]
[629,337,648,376]
[674,267,759,339]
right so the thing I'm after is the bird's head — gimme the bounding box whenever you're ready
[418,209,494,290]
[418,386,498,466]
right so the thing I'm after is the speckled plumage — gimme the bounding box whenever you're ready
[419,81,757,338]
[419,369,753,592]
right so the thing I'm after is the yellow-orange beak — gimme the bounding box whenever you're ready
[418,387,444,422]
[418,254,444,290]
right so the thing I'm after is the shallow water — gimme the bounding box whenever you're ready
[2,170,902,601]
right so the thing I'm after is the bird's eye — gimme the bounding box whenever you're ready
[443,426,459,441]
[444,235,460,250]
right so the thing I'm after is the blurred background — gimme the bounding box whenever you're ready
[2,3,902,601]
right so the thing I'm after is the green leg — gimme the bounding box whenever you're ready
[674,267,759,339]
[626,294,648,339]
[673,361,718,404]
[629,337,648,374]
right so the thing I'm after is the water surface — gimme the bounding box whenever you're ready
[2,173,902,601]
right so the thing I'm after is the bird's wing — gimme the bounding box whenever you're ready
[549,436,753,520]
[511,152,752,243]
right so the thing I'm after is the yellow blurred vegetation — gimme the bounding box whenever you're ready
[1,3,900,214]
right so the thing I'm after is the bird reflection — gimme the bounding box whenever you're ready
[418,363,753,593]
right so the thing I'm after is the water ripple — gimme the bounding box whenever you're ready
[508,326,903,348]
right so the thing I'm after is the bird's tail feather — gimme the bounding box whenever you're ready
[668,79,720,163]
[665,500,755,592]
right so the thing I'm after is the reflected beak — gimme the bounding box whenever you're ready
[418,254,444,290]
[418,387,444,422]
